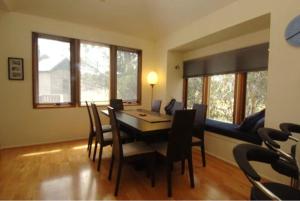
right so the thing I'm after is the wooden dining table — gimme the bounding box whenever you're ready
[100,109,172,136]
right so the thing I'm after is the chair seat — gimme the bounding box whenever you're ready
[103,131,128,142]
[251,182,300,200]
[102,124,112,132]
[151,142,168,156]
[123,141,155,157]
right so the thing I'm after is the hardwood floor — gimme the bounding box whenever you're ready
[0,140,251,200]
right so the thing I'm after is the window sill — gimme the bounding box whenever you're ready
[33,104,75,109]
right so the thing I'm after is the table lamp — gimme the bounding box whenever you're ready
[147,71,158,104]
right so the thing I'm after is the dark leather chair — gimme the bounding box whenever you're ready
[280,123,300,156]
[233,143,300,200]
[91,104,129,171]
[258,128,299,186]
[85,101,111,158]
[152,109,196,197]
[107,106,156,196]
[151,100,162,113]
[191,104,207,167]
[110,99,124,111]
[170,101,184,116]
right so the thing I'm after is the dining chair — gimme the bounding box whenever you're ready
[107,106,156,196]
[91,103,129,171]
[233,143,300,200]
[191,104,207,167]
[152,109,196,197]
[110,99,124,111]
[151,99,162,113]
[170,101,184,115]
[85,101,112,158]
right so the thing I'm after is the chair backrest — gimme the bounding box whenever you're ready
[91,103,104,144]
[258,128,289,150]
[107,106,123,160]
[170,101,184,115]
[167,109,195,162]
[192,104,207,139]
[164,98,176,115]
[280,123,300,135]
[110,99,124,111]
[85,101,94,134]
[151,100,162,113]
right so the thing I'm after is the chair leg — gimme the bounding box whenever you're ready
[114,161,123,196]
[93,140,98,162]
[181,159,185,175]
[108,155,114,180]
[200,142,206,167]
[188,154,195,188]
[88,134,93,157]
[97,145,103,171]
[167,162,172,197]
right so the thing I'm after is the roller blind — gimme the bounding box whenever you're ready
[183,43,269,78]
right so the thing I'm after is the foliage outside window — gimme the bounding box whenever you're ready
[245,71,267,116]
[187,77,203,109]
[32,32,142,108]
[208,74,235,123]
[80,42,110,105]
[116,50,139,102]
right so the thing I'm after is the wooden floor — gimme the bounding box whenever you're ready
[0,140,251,200]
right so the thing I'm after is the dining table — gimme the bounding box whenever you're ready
[100,108,173,137]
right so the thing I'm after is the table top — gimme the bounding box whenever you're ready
[101,109,172,134]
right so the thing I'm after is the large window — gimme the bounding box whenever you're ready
[187,77,203,109]
[245,71,267,116]
[207,74,235,123]
[32,33,142,108]
[80,42,110,105]
[116,49,140,102]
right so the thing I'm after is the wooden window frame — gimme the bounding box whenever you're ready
[32,32,77,108]
[32,32,142,108]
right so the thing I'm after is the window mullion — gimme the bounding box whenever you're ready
[110,45,117,100]
[233,72,247,124]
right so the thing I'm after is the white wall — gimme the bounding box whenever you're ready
[0,11,156,148]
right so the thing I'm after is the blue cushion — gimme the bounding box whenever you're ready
[238,109,265,132]
[251,117,265,133]
[205,119,262,145]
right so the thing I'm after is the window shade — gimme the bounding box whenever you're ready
[183,43,269,78]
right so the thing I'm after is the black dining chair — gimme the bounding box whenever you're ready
[85,101,112,158]
[280,123,300,156]
[107,106,156,196]
[170,101,184,116]
[110,99,124,111]
[191,104,207,167]
[233,143,300,200]
[151,100,162,113]
[152,109,196,197]
[91,104,130,171]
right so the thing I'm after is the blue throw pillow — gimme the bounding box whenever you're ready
[238,109,265,131]
[251,117,265,133]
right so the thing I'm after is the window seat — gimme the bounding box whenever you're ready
[205,119,262,145]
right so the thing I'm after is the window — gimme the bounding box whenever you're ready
[187,77,203,109]
[116,49,141,103]
[32,32,142,108]
[80,42,110,105]
[33,33,75,107]
[207,74,235,123]
[245,71,267,116]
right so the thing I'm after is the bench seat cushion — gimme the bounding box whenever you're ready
[205,119,262,145]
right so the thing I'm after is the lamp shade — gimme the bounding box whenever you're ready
[147,71,158,85]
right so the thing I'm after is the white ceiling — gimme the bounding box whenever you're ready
[0,0,237,40]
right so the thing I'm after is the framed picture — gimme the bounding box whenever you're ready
[8,57,24,80]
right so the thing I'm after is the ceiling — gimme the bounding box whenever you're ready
[0,0,237,40]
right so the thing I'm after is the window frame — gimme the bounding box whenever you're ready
[32,32,77,108]
[183,70,267,124]
[32,32,142,108]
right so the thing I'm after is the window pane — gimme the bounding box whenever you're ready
[245,71,267,116]
[187,77,203,109]
[38,38,71,104]
[80,42,110,105]
[208,74,235,123]
[116,50,138,101]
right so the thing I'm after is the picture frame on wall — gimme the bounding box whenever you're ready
[8,57,24,80]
